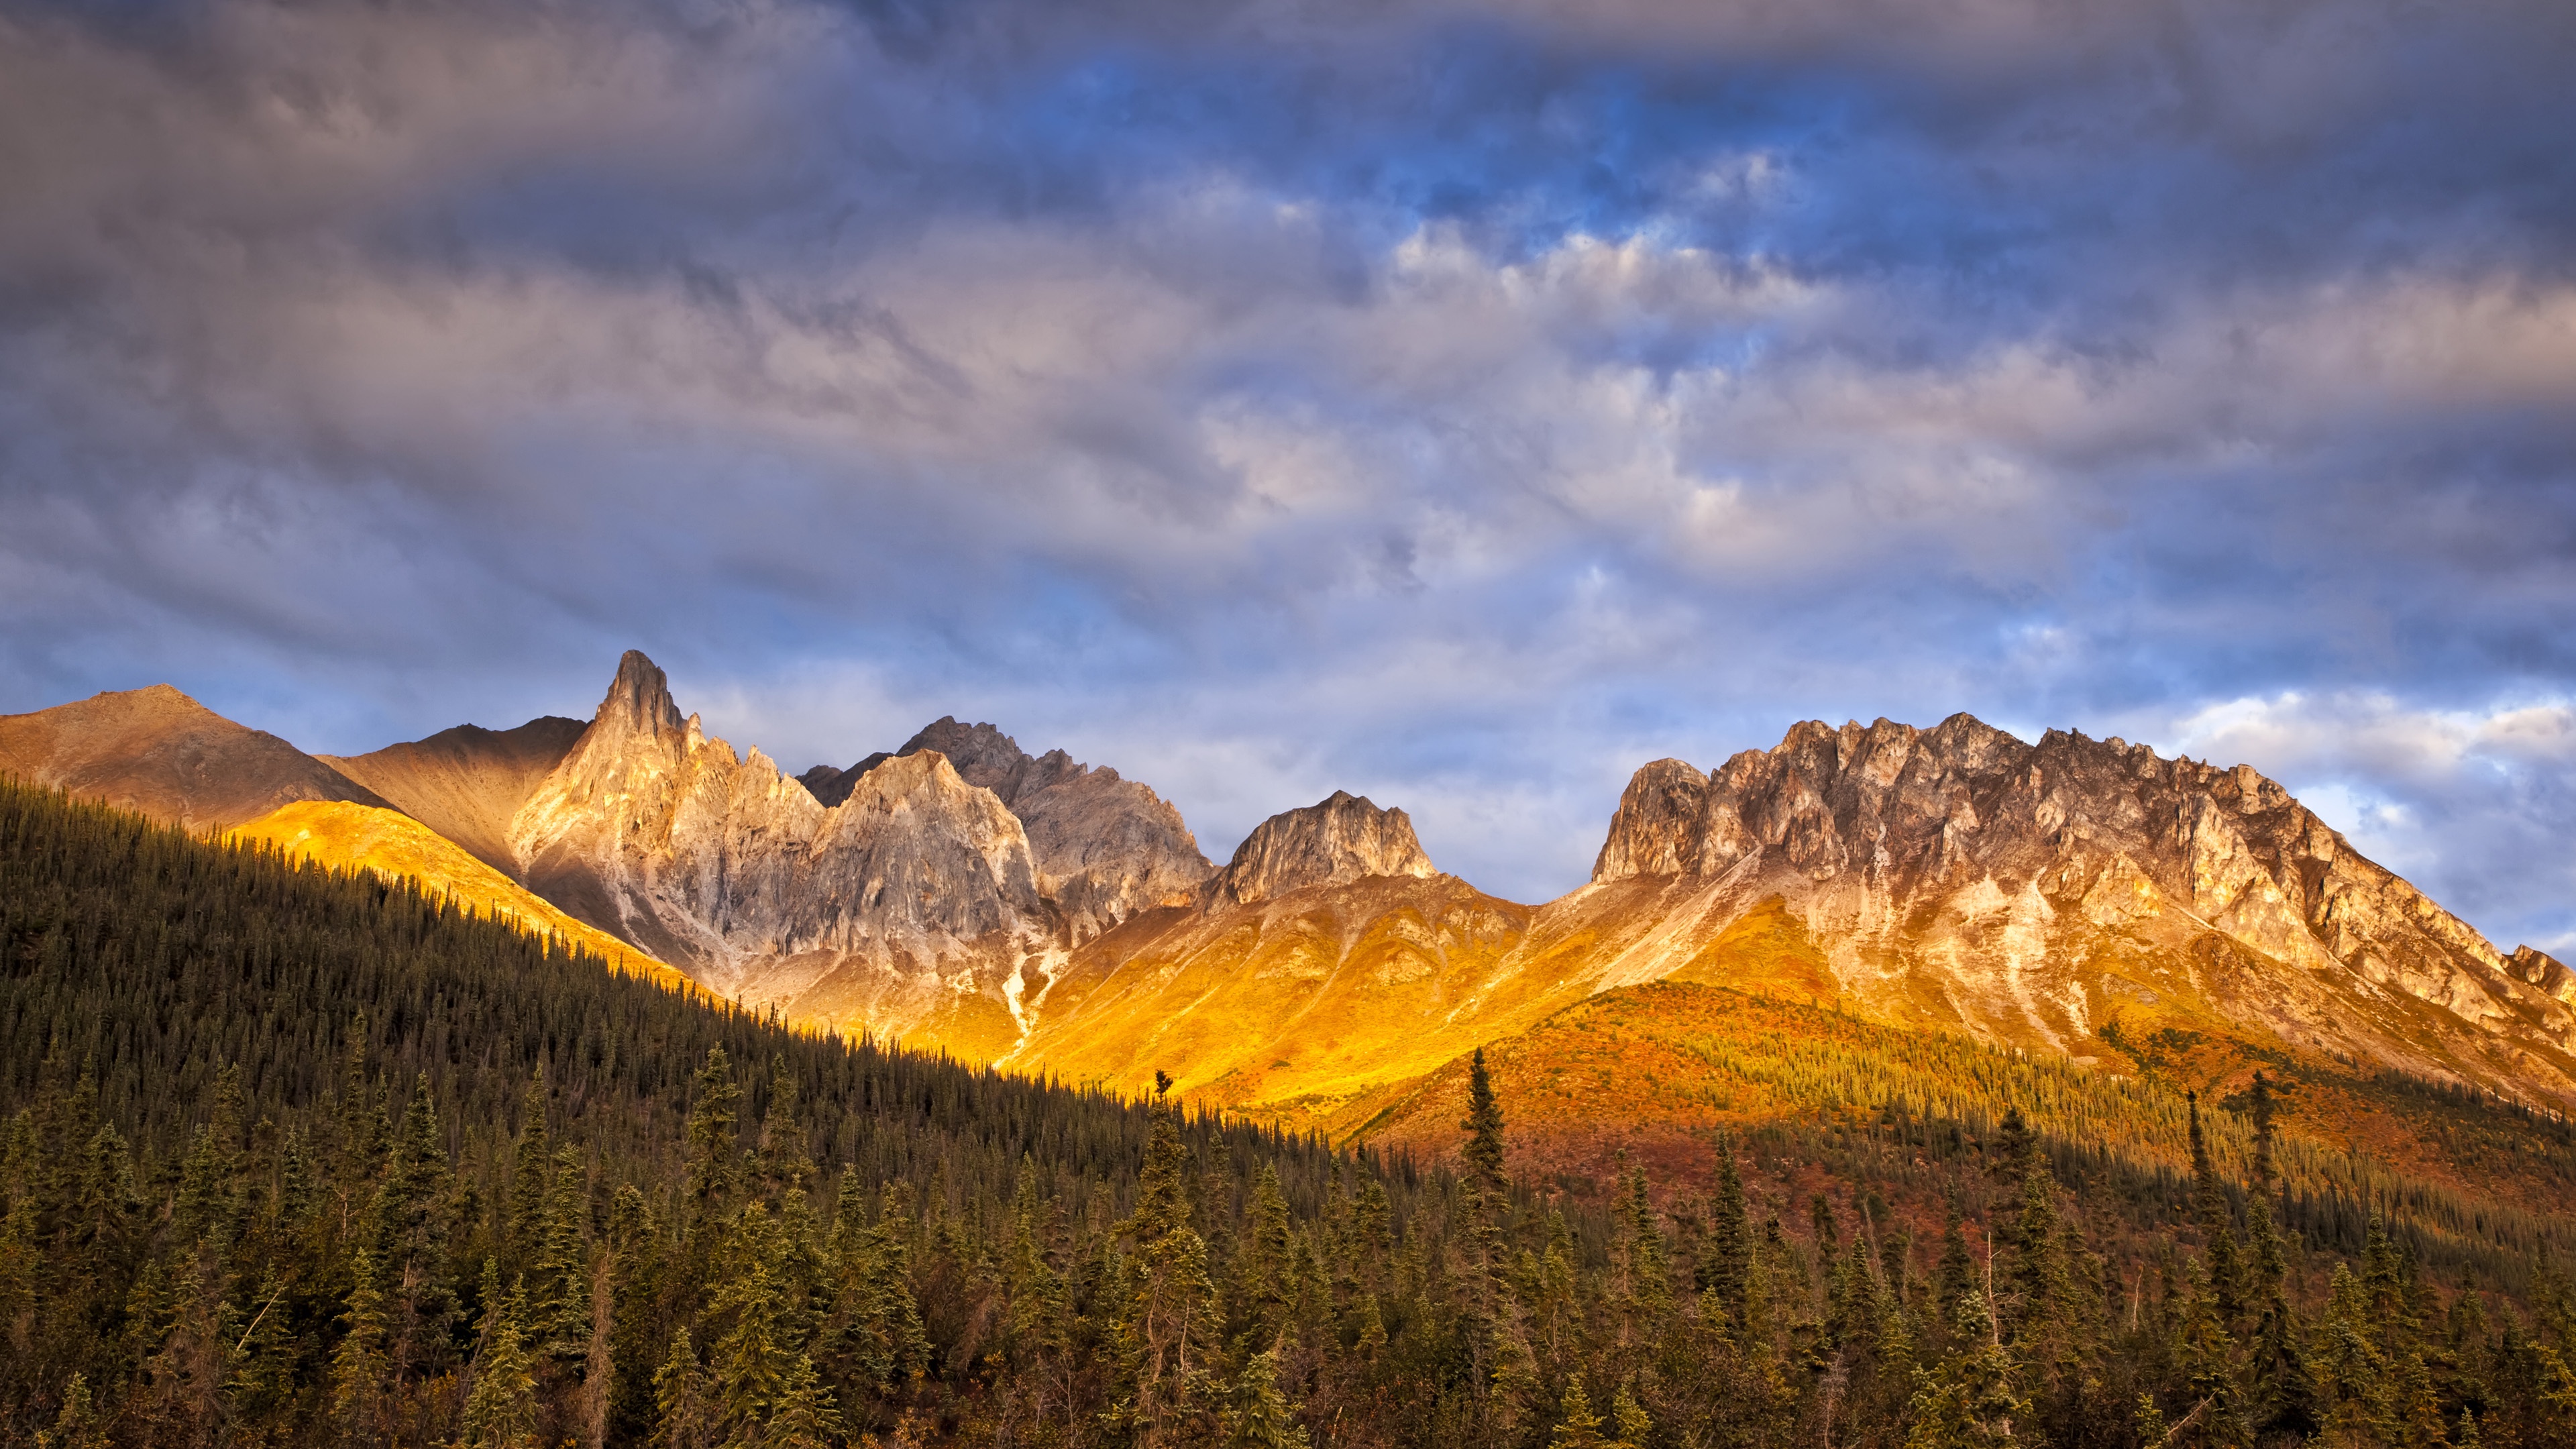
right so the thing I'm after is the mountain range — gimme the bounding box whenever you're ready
[7,649,2573,1138]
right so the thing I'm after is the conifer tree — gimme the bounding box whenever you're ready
[1618,1165,1673,1329]
[1609,1379,1651,1449]
[1550,1377,1607,1449]
[462,1281,540,1449]
[1702,1135,1753,1323]
[2187,1092,2244,1318]
[653,1328,715,1449]
[1461,1049,1507,1201]
[34,1373,102,1449]
[1223,1348,1311,1448]
[1907,1291,2028,1448]
[765,1352,845,1449]
[713,1212,794,1436]
[685,1047,742,1244]
[507,1071,550,1272]
[1116,1082,1222,1446]
[369,1075,458,1370]
[1936,1194,1976,1326]
[533,1142,594,1361]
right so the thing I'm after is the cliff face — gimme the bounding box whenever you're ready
[322,715,586,873]
[1578,715,2576,1104]
[1208,790,1437,907]
[0,684,389,831]
[504,653,1053,1054]
[804,716,1214,944]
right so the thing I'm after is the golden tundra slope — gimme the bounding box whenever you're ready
[1012,715,2576,1123]
[230,800,702,1000]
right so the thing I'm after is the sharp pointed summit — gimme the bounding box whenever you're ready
[595,648,688,741]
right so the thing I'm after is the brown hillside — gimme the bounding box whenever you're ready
[0,684,388,831]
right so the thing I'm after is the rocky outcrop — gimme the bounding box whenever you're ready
[504,653,1055,1052]
[0,684,389,832]
[1581,716,2576,1104]
[1209,790,1437,908]
[799,755,890,807]
[2510,946,2576,1006]
[323,716,586,873]
[804,716,1214,943]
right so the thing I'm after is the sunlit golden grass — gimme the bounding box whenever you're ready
[230,799,703,1000]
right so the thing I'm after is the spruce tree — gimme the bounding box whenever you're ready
[1702,1135,1753,1323]
[653,1328,714,1449]
[461,1281,540,1449]
[1222,1348,1311,1448]
[1461,1049,1507,1201]
[531,1143,593,1361]
[764,1352,845,1449]
[1550,1377,1607,1449]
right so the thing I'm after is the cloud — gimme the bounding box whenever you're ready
[1,0,2573,924]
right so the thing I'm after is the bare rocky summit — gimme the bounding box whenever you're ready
[0,684,388,831]
[1584,714,2576,1104]
[323,715,586,873]
[803,716,1214,944]
[1209,790,1437,907]
[504,653,1052,1050]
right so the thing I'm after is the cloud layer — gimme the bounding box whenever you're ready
[3,0,2572,945]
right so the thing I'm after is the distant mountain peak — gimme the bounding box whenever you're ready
[802,714,1212,943]
[1211,790,1436,907]
[900,717,1030,793]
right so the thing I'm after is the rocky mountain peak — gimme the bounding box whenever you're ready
[800,715,1214,943]
[595,649,686,741]
[900,717,1033,797]
[1589,712,2576,1106]
[1210,790,1436,908]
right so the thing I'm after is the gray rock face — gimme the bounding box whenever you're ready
[798,755,890,807]
[505,653,1053,1044]
[804,716,1214,943]
[1589,715,2576,1104]
[0,684,390,832]
[1210,790,1437,907]
[323,716,586,873]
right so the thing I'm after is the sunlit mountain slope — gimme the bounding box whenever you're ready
[231,799,700,999]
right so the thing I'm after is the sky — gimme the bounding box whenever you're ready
[1,0,2572,948]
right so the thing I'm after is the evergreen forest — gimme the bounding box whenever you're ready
[3,777,2573,1448]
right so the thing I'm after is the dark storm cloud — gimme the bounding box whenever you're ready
[1,0,2572,945]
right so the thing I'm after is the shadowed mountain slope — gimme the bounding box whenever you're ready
[321,714,587,873]
[0,684,388,830]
